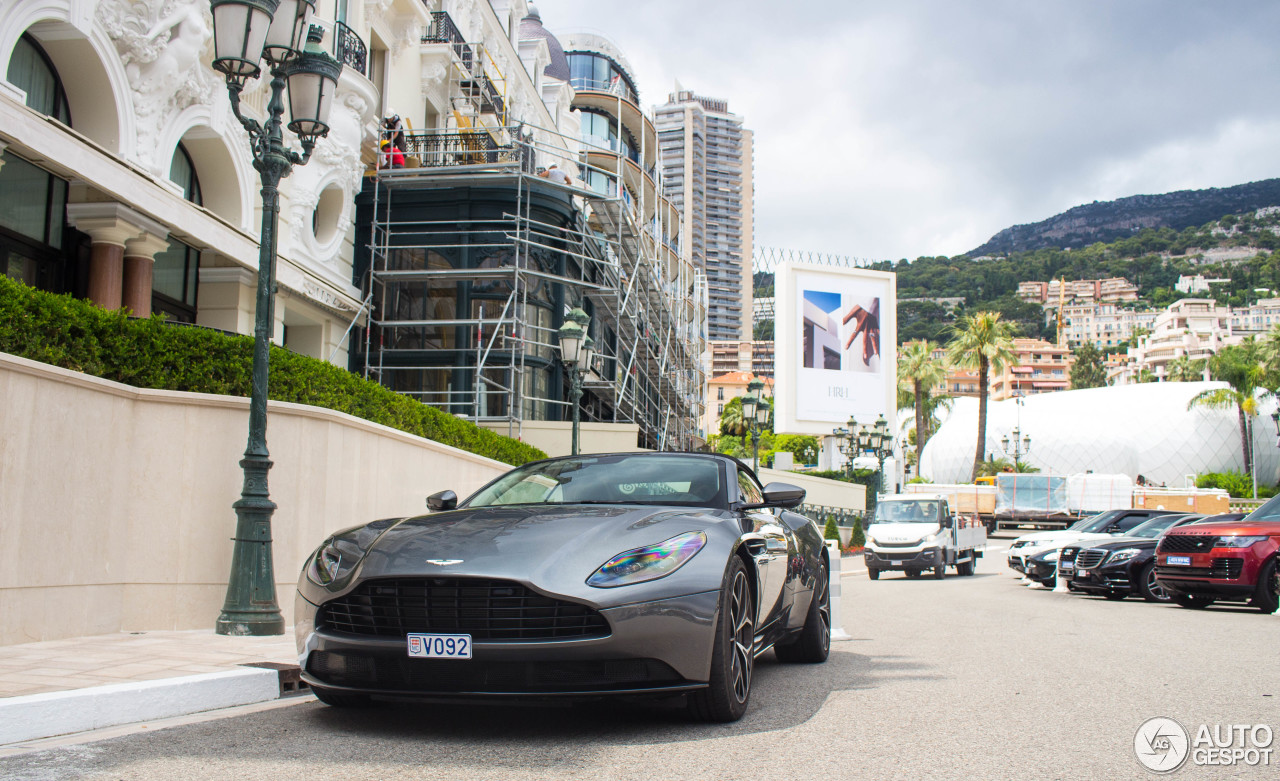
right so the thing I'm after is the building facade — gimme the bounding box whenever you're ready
[938,338,1072,399]
[704,370,771,439]
[709,339,775,379]
[1108,299,1240,385]
[1,0,378,360]
[1061,301,1158,349]
[1018,277,1139,308]
[655,90,753,343]
[352,11,707,450]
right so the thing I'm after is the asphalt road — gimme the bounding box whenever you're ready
[4,541,1279,781]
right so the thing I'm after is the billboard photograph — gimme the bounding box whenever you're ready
[775,264,896,436]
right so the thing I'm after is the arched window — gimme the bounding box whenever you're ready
[6,34,70,124]
[168,143,202,205]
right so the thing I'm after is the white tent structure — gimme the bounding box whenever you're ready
[918,382,1280,488]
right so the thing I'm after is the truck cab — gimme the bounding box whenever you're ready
[864,494,987,580]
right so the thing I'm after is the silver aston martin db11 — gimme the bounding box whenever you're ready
[295,452,831,722]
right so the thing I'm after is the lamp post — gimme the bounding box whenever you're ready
[557,307,592,455]
[999,427,1032,469]
[838,414,892,516]
[743,378,769,472]
[210,0,340,636]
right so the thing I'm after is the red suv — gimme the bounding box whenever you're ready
[1155,499,1280,612]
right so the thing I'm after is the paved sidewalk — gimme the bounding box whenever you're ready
[0,629,298,699]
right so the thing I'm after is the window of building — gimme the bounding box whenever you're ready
[717,387,724,400]
[0,152,69,290]
[151,240,199,322]
[717,403,724,414]
[168,143,203,205]
[7,34,71,124]
[566,52,638,103]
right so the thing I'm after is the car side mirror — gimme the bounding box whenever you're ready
[761,482,805,508]
[942,516,954,529]
[427,490,457,512]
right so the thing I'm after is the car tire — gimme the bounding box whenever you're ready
[867,568,880,580]
[933,564,945,580]
[957,553,975,577]
[1138,561,1170,603]
[1104,590,1126,601]
[775,560,831,664]
[1173,593,1215,609]
[311,685,370,708]
[689,556,754,723]
[1251,557,1279,613]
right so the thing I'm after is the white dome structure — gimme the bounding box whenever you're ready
[918,382,1280,488]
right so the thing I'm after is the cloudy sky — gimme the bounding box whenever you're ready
[535,0,1280,260]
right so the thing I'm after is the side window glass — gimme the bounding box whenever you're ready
[737,470,763,504]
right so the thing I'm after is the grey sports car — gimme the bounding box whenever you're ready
[294,451,832,722]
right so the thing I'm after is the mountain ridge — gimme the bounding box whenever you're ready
[968,178,1280,257]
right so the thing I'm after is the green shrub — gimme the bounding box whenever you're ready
[822,515,840,543]
[1195,472,1277,499]
[0,277,545,466]
[848,522,866,549]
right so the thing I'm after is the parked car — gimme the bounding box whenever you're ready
[295,452,830,722]
[1155,499,1280,612]
[1059,513,1207,601]
[1007,508,1176,578]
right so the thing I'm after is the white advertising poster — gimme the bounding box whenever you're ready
[774,263,897,435]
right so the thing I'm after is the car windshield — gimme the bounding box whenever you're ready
[1125,515,1186,538]
[1070,510,1120,532]
[463,454,727,509]
[1245,495,1280,523]
[874,501,938,524]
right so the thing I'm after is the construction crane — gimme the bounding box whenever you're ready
[1056,277,1066,346]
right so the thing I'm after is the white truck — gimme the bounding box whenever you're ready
[863,494,987,580]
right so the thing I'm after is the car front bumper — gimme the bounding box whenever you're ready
[295,589,721,698]
[1154,552,1256,600]
[1069,561,1135,594]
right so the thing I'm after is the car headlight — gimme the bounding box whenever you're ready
[1107,548,1141,564]
[587,531,706,588]
[1215,535,1267,548]
[305,537,361,586]
[866,535,878,546]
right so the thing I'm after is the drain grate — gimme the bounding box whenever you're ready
[241,662,310,696]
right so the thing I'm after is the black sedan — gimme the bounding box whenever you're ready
[294,452,831,722]
[1061,513,1230,601]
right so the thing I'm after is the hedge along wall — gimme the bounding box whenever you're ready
[0,277,546,466]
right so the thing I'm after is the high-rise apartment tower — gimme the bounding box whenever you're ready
[656,91,754,342]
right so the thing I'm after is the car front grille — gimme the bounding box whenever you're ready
[1156,558,1244,580]
[1060,548,1079,564]
[1075,550,1108,570]
[307,651,682,693]
[1159,535,1216,554]
[317,577,610,641]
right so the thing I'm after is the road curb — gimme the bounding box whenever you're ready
[0,667,280,745]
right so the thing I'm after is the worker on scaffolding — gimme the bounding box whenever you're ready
[540,163,572,186]
[379,139,405,169]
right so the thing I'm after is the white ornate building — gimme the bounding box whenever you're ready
[0,0,386,358]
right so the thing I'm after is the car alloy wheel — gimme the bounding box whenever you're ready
[689,556,754,722]
[776,561,831,663]
[1140,561,1169,602]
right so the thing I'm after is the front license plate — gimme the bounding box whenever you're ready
[1060,562,1074,571]
[1167,556,1192,566]
[407,633,472,659]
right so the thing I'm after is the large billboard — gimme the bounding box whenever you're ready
[774,263,897,436]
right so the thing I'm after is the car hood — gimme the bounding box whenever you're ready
[867,523,940,543]
[337,504,736,604]
[1160,521,1280,538]
[1072,536,1158,552]
[1018,532,1113,554]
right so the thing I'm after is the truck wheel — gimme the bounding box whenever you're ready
[1173,594,1215,609]
[957,553,975,576]
[933,564,945,580]
[1251,557,1279,613]
[867,568,880,580]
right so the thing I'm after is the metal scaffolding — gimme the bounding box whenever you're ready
[358,124,708,452]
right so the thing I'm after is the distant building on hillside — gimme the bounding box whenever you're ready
[1109,299,1240,385]
[1062,302,1158,350]
[933,338,1072,400]
[1176,274,1231,294]
[1019,278,1139,308]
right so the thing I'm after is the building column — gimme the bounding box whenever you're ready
[0,139,8,172]
[122,234,170,316]
[66,203,170,312]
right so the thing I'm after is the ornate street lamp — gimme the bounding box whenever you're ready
[743,378,768,472]
[211,0,341,636]
[999,427,1032,468]
[557,309,592,455]
[842,413,893,516]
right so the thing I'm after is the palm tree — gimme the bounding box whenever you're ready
[946,312,1017,482]
[1166,355,1206,382]
[719,396,747,437]
[1187,346,1265,487]
[897,340,948,457]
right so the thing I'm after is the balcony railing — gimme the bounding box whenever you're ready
[335,21,366,76]
[398,130,522,168]
[422,11,474,67]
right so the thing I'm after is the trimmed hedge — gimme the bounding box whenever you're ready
[0,277,546,466]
